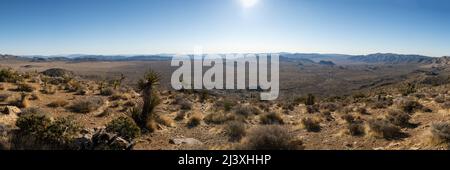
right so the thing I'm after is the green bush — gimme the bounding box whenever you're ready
[0,68,22,83]
[106,117,141,141]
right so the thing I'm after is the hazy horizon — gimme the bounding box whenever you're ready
[1,0,449,57]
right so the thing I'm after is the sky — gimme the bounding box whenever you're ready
[0,0,449,57]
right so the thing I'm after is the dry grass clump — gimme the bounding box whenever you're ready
[47,100,69,108]
[11,93,31,108]
[225,121,246,142]
[386,109,414,128]
[397,99,423,113]
[348,123,365,136]
[204,112,235,125]
[156,114,176,127]
[69,97,104,113]
[259,112,284,125]
[356,107,369,115]
[100,87,115,96]
[301,117,321,132]
[430,122,450,145]
[234,105,261,118]
[240,125,303,150]
[320,102,339,112]
[367,119,404,139]
[213,99,237,112]
[187,113,203,128]
[109,92,130,101]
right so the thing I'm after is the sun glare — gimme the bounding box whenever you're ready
[241,0,259,8]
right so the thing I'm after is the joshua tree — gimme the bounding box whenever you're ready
[134,70,161,129]
[305,94,315,106]
[112,74,126,90]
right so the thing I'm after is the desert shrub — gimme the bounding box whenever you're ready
[434,95,446,103]
[0,83,5,90]
[65,80,83,93]
[198,90,209,103]
[352,92,366,100]
[386,110,413,128]
[341,114,356,123]
[367,119,403,139]
[100,87,115,96]
[174,111,186,121]
[69,97,104,113]
[430,122,450,144]
[356,107,369,115]
[340,106,353,114]
[41,85,57,94]
[234,105,261,118]
[213,99,237,112]
[320,102,339,112]
[321,111,334,121]
[240,125,303,150]
[75,87,88,95]
[123,101,136,107]
[97,108,112,117]
[442,102,450,109]
[398,99,422,113]
[225,121,246,142]
[260,112,284,125]
[0,93,10,102]
[348,123,365,136]
[47,100,69,108]
[11,93,31,108]
[179,100,192,110]
[301,117,321,132]
[30,93,40,100]
[106,117,141,141]
[187,113,202,128]
[399,83,417,96]
[13,115,79,149]
[16,114,51,135]
[42,117,80,145]
[204,112,234,124]
[0,68,22,83]
[109,93,129,101]
[42,68,72,78]
[16,83,35,92]
[20,107,46,116]
[306,105,319,114]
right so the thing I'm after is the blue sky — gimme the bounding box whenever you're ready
[0,0,449,56]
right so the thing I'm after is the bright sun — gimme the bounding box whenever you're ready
[240,0,259,8]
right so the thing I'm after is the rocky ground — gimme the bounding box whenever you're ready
[1,66,450,150]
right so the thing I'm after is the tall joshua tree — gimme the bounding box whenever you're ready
[135,70,161,129]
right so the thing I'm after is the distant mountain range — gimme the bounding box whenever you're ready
[0,53,445,65]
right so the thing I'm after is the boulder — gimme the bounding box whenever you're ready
[0,106,20,127]
[169,138,203,145]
